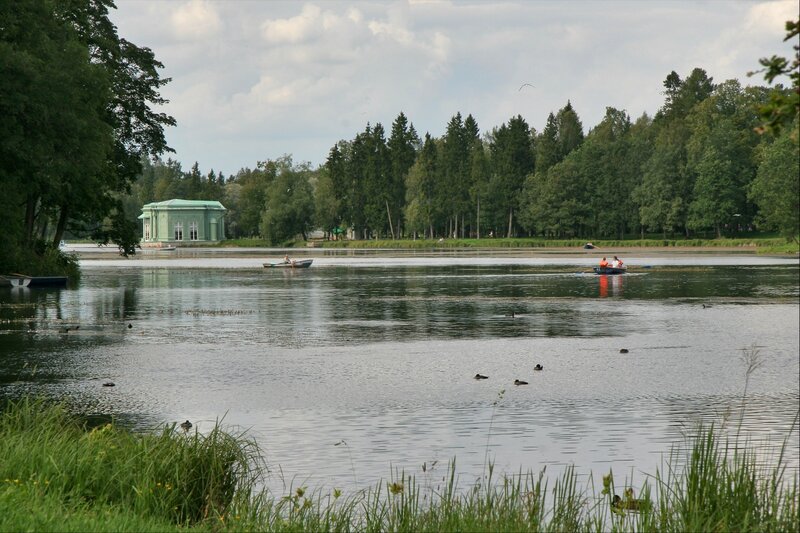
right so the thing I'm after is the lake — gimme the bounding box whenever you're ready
[1,250,798,496]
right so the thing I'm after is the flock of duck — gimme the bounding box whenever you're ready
[474,349,630,385]
[474,362,545,385]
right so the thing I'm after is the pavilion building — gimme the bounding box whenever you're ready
[138,199,226,246]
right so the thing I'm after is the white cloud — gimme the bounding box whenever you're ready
[261,4,323,44]
[171,0,221,40]
[368,20,414,45]
[744,0,796,35]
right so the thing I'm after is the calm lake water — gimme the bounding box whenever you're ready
[1,251,798,495]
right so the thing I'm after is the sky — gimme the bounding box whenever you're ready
[109,0,797,176]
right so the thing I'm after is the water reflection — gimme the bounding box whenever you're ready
[598,274,625,298]
[0,260,797,494]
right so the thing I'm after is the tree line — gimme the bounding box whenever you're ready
[126,68,798,245]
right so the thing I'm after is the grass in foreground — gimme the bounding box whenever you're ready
[0,398,797,532]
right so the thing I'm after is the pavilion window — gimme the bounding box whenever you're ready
[189,221,198,240]
[174,222,183,241]
[144,221,151,241]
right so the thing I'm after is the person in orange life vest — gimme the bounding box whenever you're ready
[599,257,609,268]
[611,255,623,268]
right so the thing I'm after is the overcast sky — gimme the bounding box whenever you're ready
[109,0,796,176]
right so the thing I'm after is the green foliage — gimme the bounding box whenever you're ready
[0,398,261,530]
[298,236,788,251]
[387,112,420,238]
[488,115,535,237]
[404,134,439,238]
[749,19,800,137]
[0,242,80,280]
[2,399,796,532]
[749,132,800,240]
[0,0,174,264]
[260,158,315,245]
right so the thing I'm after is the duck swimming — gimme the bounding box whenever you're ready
[474,374,489,380]
[514,379,528,385]
[619,348,629,354]
[180,420,192,432]
[534,364,543,371]
[612,488,651,512]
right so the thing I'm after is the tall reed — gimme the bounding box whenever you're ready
[1,397,797,532]
[0,397,261,528]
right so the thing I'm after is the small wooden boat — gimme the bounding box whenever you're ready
[263,259,313,269]
[593,266,627,275]
[1,274,68,288]
[0,275,32,288]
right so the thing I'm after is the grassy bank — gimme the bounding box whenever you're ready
[0,243,80,280]
[1,399,797,532]
[218,236,799,254]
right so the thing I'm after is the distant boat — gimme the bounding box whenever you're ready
[593,266,627,275]
[263,259,313,269]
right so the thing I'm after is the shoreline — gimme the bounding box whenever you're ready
[68,244,798,260]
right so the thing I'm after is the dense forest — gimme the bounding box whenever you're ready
[1,2,798,276]
[127,68,798,245]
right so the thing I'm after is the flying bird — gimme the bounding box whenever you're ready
[518,83,535,91]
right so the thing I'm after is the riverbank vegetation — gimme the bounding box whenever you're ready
[1,398,796,532]
[219,235,797,254]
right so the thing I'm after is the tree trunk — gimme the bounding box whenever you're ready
[385,200,395,240]
[476,198,480,239]
[506,208,513,238]
[24,195,38,244]
[53,205,69,247]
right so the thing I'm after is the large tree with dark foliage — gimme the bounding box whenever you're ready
[0,0,174,265]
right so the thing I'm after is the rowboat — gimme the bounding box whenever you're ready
[0,275,31,288]
[1,275,68,288]
[263,259,313,269]
[593,266,627,275]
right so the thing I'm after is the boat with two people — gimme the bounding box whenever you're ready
[593,255,627,275]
